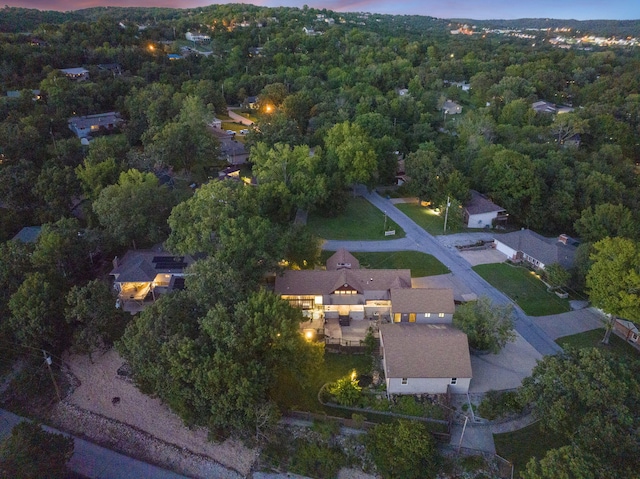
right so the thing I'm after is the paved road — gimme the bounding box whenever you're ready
[0,409,189,479]
[326,188,562,356]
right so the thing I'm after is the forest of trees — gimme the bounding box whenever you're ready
[0,3,639,476]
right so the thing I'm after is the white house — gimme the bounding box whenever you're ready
[380,323,472,395]
[494,229,577,270]
[68,112,123,139]
[463,190,508,228]
[60,67,89,81]
[185,32,210,42]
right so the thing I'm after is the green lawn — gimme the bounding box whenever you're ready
[473,263,570,316]
[494,422,567,477]
[321,250,448,277]
[396,203,467,236]
[307,197,405,240]
[272,352,372,414]
[557,328,639,362]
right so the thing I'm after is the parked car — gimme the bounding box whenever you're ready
[239,129,250,135]
[226,129,236,136]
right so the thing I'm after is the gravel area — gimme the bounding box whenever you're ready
[54,349,257,478]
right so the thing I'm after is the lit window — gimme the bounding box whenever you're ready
[393,313,401,323]
[409,313,416,323]
[425,313,431,318]
[438,313,445,318]
[401,378,408,385]
[450,378,457,385]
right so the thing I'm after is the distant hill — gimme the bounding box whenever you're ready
[452,18,640,37]
[0,7,80,33]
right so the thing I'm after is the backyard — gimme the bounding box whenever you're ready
[473,263,570,316]
[307,197,405,240]
[320,250,448,277]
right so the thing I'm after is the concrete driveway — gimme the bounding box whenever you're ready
[531,307,605,340]
[469,332,542,393]
[458,248,507,266]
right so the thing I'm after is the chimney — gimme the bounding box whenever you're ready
[558,234,569,245]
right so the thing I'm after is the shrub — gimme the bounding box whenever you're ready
[478,390,524,420]
[290,440,346,479]
[328,374,362,406]
[311,418,340,440]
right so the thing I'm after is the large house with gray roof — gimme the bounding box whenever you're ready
[494,229,577,270]
[379,323,472,394]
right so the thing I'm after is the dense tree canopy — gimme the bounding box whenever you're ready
[453,296,516,353]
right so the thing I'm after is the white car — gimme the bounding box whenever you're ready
[226,129,236,136]
[239,129,250,135]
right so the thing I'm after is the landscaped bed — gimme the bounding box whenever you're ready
[307,197,405,240]
[472,263,570,316]
[320,250,448,277]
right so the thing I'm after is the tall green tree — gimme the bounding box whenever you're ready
[453,296,516,353]
[574,203,637,243]
[325,121,378,192]
[93,169,176,248]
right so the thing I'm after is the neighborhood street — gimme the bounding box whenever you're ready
[325,188,563,357]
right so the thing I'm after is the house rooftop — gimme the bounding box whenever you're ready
[275,268,411,296]
[380,323,472,378]
[326,248,360,270]
[60,67,89,75]
[390,288,455,314]
[110,250,194,283]
[496,229,577,268]
[12,226,42,243]
[465,190,505,215]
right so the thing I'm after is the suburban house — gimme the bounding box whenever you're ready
[614,319,639,344]
[11,226,42,243]
[494,229,578,270]
[531,100,575,114]
[68,112,123,139]
[60,67,89,81]
[244,96,259,109]
[442,100,462,115]
[110,249,194,313]
[185,32,210,42]
[97,63,122,76]
[6,89,41,100]
[463,190,508,228]
[379,323,472,395]
[167,54,182,60]
[275,249,412,324]
[220,139,249,165]
[390,288,455,323]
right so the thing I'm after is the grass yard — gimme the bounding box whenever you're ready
[494,422,567,477]
[307,197,405,240]
[395,203,467,236]
[473,263,570,316]
[556,328,639,362]
[272,352,372,414]
[320,250,448,277]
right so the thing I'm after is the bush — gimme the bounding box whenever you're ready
[290,440,346,479]
[311,418,340,440]
[328,375,362,406]
[478,390,524,420]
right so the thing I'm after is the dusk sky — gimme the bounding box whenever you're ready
[4,1,640,21]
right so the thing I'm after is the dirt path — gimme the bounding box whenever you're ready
[57,349,257,477]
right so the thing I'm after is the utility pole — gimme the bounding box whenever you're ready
[443,196,451,234]
[457,415,468,453]
[42,350,61,402]
[383,211,387,233]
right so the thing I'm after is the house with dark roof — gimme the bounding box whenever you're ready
[60,67,89,81]
[380,323,472,395]
[463,190,508,228]
[442,100,462,115]
[220,139,248,165]
[494,229,577,270]
[68,112,123,139]
[110,249,194,313]
[11,226,42,243]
